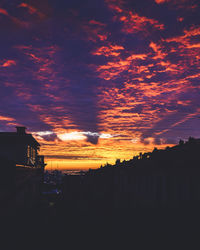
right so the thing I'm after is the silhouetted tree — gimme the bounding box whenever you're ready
[153,147,158,152]
[188,136,195,143]
[179,139,184,146]
[104,162,112,168]
[115,159,121,166]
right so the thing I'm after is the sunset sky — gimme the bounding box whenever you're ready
[0,0,200,170]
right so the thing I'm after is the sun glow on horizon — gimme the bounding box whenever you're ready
[58,132,86,141]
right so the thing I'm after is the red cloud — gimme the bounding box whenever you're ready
[89,20,106,26]
[105,0,124,12]
[155,0,170,3]
[2,60,16,67]
[119,12,164,34]
[155,0,198,9]
[105,0,164,34]
[0,7,29,28]
[0,8,9,16]
[92,44,124,57]
[177,17,184,22]
[82,20,108,42]
[18,3,45,19]
[19,3,37,14]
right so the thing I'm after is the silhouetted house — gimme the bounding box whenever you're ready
[0,126,45,167]
[0,127,46,215]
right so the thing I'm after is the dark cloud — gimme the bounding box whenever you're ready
[121,105,143,114]
[86,134,99,144]
[39,133,59,142]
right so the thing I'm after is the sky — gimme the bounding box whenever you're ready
[0,0,200,170]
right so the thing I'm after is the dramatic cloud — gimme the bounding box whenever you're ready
[0,0,200,169]
[1,60,16,67]
[92,44,124,57]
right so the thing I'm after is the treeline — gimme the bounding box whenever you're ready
[94,136,200,172]
[57,136,200,225]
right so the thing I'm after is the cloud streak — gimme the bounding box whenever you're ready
[0,0,200,169]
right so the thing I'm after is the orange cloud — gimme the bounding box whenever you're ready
[165,27,200,44]
[163,26,200,59]
[97,34,108,41]
[0,115,15,121]
[149,42,167,60]
[93,26,200,154]
[92,44,124,57]
[96,52,147,80]
[105,1,164,34]
[2,60,16,67]
[183,26,200,38]
[119,12,164,34]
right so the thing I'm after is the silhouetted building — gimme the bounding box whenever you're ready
[0,126,45,167]
[0,127,46,215]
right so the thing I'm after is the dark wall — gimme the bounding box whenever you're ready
[0,143,27,165]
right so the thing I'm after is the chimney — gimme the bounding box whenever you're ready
[16,126,27,135]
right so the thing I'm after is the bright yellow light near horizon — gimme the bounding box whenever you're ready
[45,159,102,170]
[57,131,115,141]
[32,130,116,144]
[57,132,86,141]
[40,130,176,171]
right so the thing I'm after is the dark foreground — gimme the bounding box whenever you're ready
[2,137,200,247]
[2,205,200,248]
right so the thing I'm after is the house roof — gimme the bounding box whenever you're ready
[0,132,40,147]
